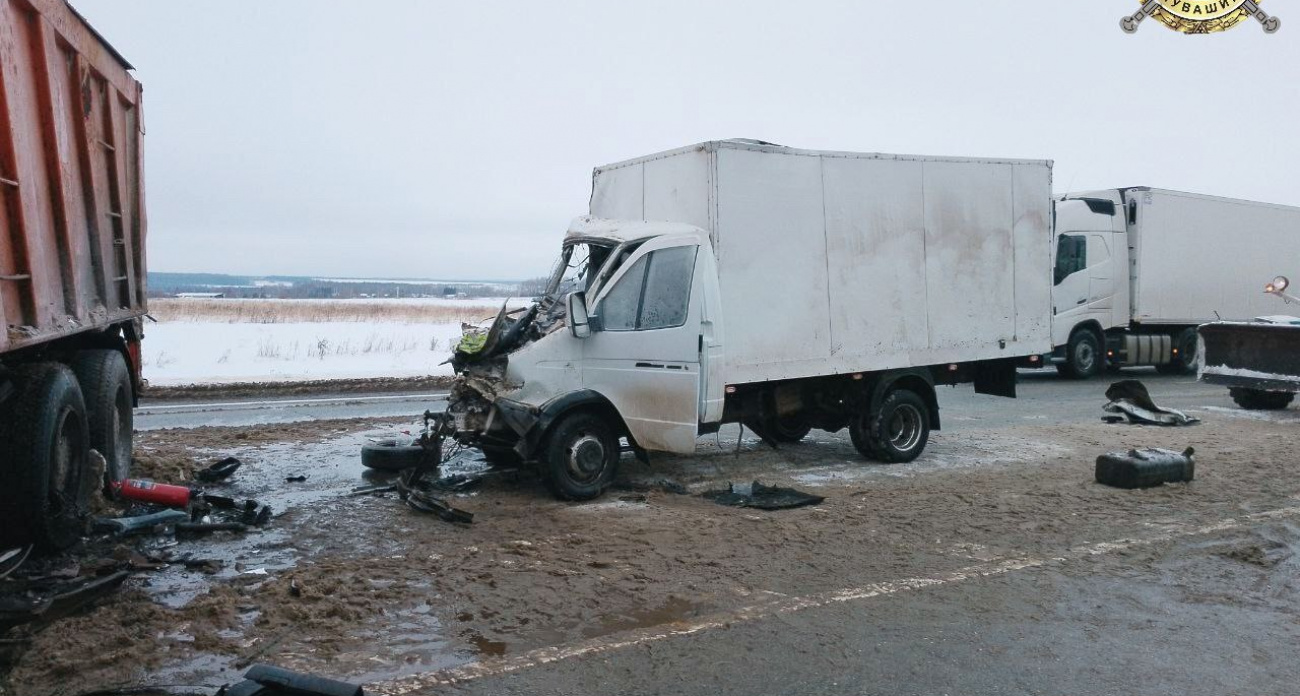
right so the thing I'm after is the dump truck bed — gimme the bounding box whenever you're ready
[0,0,146,355]
[591,140,1054,384]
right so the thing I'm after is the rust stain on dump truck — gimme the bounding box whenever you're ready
[0,0,147,550]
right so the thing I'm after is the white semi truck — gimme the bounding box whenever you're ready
[438,140,1053,499]
[1045,188,1300,378]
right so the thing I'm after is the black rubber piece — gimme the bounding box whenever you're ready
[361,439,427,471]
[864,389,931,464]
[1096,447,1195,489]
[69,349,133,485]
[1059,329,1103,380]
[1229,388,1295,411]
[0,363,90,550]
[542,411,619,501]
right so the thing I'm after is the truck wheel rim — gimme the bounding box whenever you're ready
[566,434,607,483]
[887,405,923,452]
[1075,341,1096,371]
[50,407,82,515]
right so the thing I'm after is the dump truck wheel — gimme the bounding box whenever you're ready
[864,389,930,463]
[1173,328,1199,375]
[542,411,618,501]
[1059,329,1102,380]
[361,439,427,471]
[0,363,90,551]
[1229,388,1295,411]
[71,349,134,486]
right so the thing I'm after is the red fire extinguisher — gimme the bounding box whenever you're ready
[110,479,194,508]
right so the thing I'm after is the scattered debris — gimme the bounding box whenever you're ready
[285,475,308,483]
[289,579,302,598]
[398,464,474,524]
[1103,380,1200,426]
[175,522,249,537]
[347,484,397,497]
[702,481,825,510]
[1095,446,1196,489]
[0,571,129,632]
[0,546,32,579]
[91,509,189,536]
[220,663,363,696]
[195,456,243,483]
[113,479,195,508]
[614,479,689,496]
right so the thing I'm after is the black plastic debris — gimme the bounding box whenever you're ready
[285,475,308,483]
[1096,446,1196,489]
[0,571,129,632]
[397,462,474,524]
[176,522,249,537]
[219,663,363,696]
[195,456,243,483]
[1103,380,1200,426]
[702,481,824,510]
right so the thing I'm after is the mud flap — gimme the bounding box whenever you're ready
[973,358,1018,398]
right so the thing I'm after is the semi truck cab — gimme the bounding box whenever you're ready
[1051,193,1130,377]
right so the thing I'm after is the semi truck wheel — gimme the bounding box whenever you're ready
[1057,329,1102,380]
[542,411,619,500]
[1229,388,1295,411]
[71,349,134,486]
[0,363,90,550]
[850,389,930,463]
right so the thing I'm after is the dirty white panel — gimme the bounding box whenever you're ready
[920,161,1016,354]
[714,147,831,376]
[590,163,644,220]
[1012,164,1052,345]
[1133,190,1300,324]
[821,156,929,368]
[643,147,713,232]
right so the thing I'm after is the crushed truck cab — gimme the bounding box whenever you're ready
[442,140,1055,500]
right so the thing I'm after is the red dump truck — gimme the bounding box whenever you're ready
[0,0,146,549]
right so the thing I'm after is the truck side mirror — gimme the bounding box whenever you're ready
[567,292,591,339]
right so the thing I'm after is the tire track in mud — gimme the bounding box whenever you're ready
[372,503,1300,694]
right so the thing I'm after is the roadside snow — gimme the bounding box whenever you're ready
[141,321,466,385]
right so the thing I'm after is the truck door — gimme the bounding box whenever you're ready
[1086,234,1112,308]
[583,236,702,454]
[1054,233,1089,315]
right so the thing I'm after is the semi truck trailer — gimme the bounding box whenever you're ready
[1046,188,1300,378]
[437,140,1054,500]
[0,0,146,550]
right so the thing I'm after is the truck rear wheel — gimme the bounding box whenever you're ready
[542,411,619,500]
[850,389,930,463]
[0,363,90,550]
[71,349,134,486]
[1229,388,1295,411]
[1058,329,1102,380]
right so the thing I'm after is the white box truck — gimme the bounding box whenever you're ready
[435,140,1053,499]
[1045,188,1300,378]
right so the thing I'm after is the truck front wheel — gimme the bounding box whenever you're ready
[850,389,930,463]
[1229,388,1295,411]
[542,411,619,500]
[0,363,91,550]
[1057,329,1102,380]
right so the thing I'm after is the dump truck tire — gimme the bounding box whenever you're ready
[862,388,930,463]
[1229,388,1295,411]
[71,349,134,486]
[361,440,427,471]
[542,411,618,501]
[0,363,90,551]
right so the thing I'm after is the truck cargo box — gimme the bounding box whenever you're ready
[590,140,1053,385]
[0,0,146,355]
[1129,189,1300,325]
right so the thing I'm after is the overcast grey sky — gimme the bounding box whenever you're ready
[71,0,1300,281]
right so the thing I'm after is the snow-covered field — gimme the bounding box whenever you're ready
[141,297,529,386]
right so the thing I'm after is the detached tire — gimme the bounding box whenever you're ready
[0,363,90,551]
[1058,329,1103,380]
[856,389,930,464]
[361,439,427,471]
[1230,388,1295,411]
[71,349,134,485]
[542,411,619,500]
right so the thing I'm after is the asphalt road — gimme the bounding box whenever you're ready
[134,391,448,430]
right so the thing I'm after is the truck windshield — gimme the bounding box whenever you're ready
[545,242,613,296]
